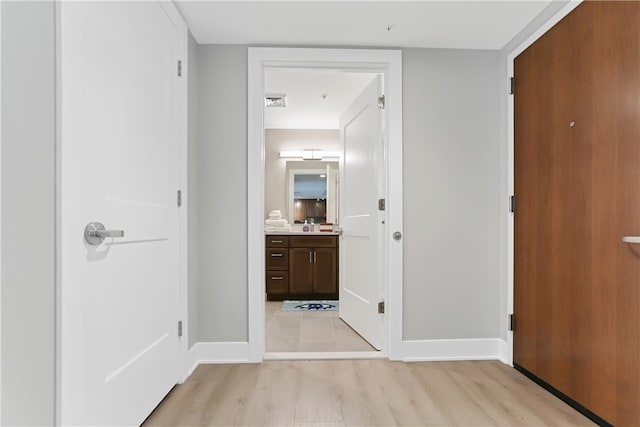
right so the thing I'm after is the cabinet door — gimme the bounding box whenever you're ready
[289,248,313,293]
[312,248,337,294]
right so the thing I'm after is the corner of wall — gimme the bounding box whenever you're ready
[184,342,251,380]
[187,31,200,348]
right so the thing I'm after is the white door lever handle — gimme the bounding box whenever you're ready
[621,236,640,244]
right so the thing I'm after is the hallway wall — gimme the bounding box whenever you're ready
[1,1,56,424]
[192,45,503,343]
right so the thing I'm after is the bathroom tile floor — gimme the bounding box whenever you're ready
[265,301,376,352]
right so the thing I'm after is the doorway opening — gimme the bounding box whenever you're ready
[263,68,380,356]
[247,48,404,362]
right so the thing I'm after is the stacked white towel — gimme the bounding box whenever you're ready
[268,210,282,220]
[265,212,292,232]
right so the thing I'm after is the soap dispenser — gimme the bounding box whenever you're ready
[303,220,309,232]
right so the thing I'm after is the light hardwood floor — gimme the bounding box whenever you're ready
[265,301,375,352]
[143,360,595,426]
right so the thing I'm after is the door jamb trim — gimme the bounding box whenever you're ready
[247,47,403,362]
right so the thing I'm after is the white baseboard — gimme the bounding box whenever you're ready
[183,339,512,379]
[498,338,511,365]
[264,351,387,361]
[402,338,509,362]
[185,342,251,378]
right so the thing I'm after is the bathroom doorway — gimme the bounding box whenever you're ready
[262,68,380,355]
[247,48,404,362]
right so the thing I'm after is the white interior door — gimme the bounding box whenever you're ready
[339,76,383,350]
[58,2,180,425]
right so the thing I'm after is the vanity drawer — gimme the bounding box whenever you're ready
[290,235,337,248]
[266,236,289,248]
[266,271,289,294]
[266,248,288,270]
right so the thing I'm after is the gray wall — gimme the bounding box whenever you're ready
[196,46,248,342]
[264,129,339,221]
[402,48,501,339]
[193,45,503,343]
[1,1,56,424]
[187,32,200,348]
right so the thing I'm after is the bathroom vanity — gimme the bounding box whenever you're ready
[265,233,339,301]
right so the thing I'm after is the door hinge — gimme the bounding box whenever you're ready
[509,195,515,213]
[509,77,515,95]
[177,190,182,207]
[508,314,514,331]
[177,60,182,77]
[378,95,385,109]
[378,198,386,211]
[178,320,183,337]
[378,301,385,314]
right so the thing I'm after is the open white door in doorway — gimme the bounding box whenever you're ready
[338,76,384,350]
[57,2,182,425]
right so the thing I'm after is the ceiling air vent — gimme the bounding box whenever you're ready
[265,93,287,107]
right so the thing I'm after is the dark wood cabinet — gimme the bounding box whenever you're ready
[289,248,314,293]
[312,248,337,294]
[265,234,338,300]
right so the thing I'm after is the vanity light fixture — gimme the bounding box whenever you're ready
[279,150,341,160]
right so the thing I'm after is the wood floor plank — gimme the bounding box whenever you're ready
[143,360,596,427]
[411,362,499,426]
[292,361,345,424]
[369,361,448,426]
[338,360,397,426]
[235,362,298,426]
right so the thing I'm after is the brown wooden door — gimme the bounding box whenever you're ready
[289,248,313,293]
[514,2,640,425]
[312,248,337,294]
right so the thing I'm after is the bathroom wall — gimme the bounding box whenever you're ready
[264,129,339,221]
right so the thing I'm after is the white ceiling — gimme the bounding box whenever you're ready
[175,1,553,50]
[264,69,377,129]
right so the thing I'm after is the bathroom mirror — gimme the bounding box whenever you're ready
[286,162,339,225]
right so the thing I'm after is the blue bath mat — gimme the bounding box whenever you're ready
[281,300,338,311]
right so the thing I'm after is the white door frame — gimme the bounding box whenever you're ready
[156,1,191,384]
[247,48,403,362]
[505,1,582,365]
[0,2,3,421]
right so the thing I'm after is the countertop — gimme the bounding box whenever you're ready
[265,231,339,236]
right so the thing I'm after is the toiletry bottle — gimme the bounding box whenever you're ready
[303,220,309,232]
[310,219,315,232]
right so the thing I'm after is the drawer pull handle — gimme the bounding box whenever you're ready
[314,251,317,263]
[271,253,283,257]
[271,277,284,280]
[271,240,283,243]
[309,251,312,263]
